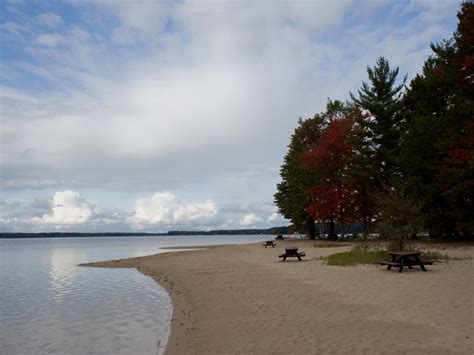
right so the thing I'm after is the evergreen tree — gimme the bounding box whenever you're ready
[351,57,407,187]
[276,3,473,239]
[400,2,473,237]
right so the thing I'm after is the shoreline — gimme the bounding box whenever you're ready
[80,240,474,354]
[80,244,228,353]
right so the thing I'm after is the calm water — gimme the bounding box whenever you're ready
[0,235,270,355]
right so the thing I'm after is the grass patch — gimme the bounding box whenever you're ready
[313,242,351,248]
[322,249,454,266]
[322,250,388,266]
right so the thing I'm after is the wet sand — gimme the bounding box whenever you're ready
[81,240,474,354]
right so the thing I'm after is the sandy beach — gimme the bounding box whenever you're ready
[82,240,474,354]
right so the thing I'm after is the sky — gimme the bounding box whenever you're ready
[0,0,462,232]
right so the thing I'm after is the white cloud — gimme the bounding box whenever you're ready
[71,0,171,43]
[0,0,461,232]
[0,193,285,232]
[2,21,28,35]
[288,0,352,30]
[129,192,218,230]
[3,1,460,196]
[36,33,64,47]
[31,190,95,225]
[267,212,278,223]
[240,213,262,227]
[0,217,19,226]
[37,13,63,28]
[0,199,46,232]
[267,210,288,225]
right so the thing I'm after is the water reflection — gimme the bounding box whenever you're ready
[0,235,270,354]
[50,248,77,303]
[0,238,173,354]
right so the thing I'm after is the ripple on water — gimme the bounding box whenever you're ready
[1,235,271,354]
[1,257,172,355]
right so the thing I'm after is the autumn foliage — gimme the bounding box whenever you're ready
[301,118,357,225]
[275,2,474,237]
[275,3,473,238]
[302,118,352,173]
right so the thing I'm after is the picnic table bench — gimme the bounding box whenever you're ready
[279,247,305,261]
[263,240,277,248]
[380,251,432,273]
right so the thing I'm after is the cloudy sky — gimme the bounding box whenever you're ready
[0,0,461,232]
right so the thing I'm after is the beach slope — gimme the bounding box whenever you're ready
[81,240,473,354]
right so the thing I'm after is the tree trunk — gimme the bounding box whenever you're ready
[306,217,316,239]
[362,217,370,240]
[328,219,336,240]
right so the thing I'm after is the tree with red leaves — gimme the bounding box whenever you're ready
[274,115,325,239]
[302,109,375,237]
[276,3,472,239]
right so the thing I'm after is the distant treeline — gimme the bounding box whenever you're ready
[167,226,292,236]
[0,226,293,239]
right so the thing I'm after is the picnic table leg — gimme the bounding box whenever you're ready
[414,255,427,271]
[408,256,418,269]
[387,254,396,270]
[398,256,405,273]
[297,255,301,261]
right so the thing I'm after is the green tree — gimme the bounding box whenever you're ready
[275,100,353,239]
[400,2,474,237]
[274,115,324,239]
[351,57,407,187]
[302,106,376,238]
[375,183,425,251]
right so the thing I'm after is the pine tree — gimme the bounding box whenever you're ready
[399,2,474,237]
[351,57,407,187]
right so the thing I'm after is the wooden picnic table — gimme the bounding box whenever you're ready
[380,251,430,273]
[279,247,305,261]
[263,240,276,248]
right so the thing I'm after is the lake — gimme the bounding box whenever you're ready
[0,235,270,354]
